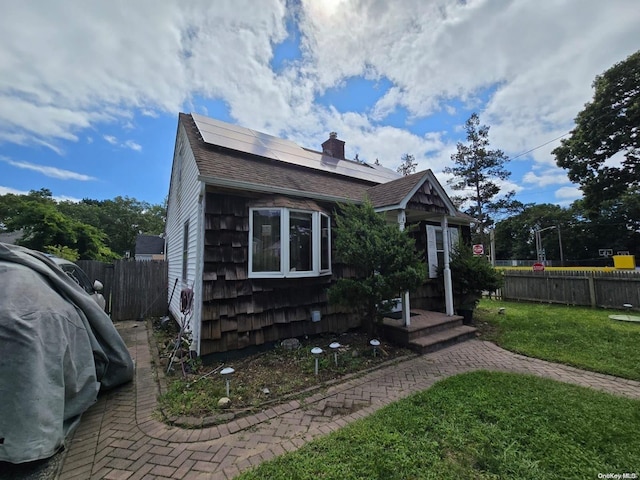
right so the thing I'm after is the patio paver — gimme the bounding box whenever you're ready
[58,321,640,480]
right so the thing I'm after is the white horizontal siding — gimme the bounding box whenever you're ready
[165,124,203,352]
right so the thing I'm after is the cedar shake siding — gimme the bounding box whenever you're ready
[405,182,448,214]
[199,190,360,356]
[165,113,472,356]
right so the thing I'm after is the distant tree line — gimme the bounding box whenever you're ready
[0,188,165,261]
[494,200,639,263]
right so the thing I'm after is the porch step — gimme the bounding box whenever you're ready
[404,315,464,341]
[382,309,464,345]
[408,325,478,354]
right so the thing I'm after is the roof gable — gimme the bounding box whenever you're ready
[366,170,458,216]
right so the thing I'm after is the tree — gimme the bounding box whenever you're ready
[396,153,417,176]
[0,189,167,260]
[494,204,574,261]
[553,50,640,214]
[443,242,503,314]
[327,200,427,337]
[0,190,118,260]
[444,113,514,245]
[59,195,166,256]
[572,194,640,259]
[46,244,80,261]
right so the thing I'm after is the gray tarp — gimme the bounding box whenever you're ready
[0,243,134,463]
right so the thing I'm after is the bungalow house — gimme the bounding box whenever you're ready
[165,113,473,358]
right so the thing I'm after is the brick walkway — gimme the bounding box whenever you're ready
[58,321,640,480]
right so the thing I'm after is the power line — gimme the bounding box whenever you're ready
[509,131,572,161]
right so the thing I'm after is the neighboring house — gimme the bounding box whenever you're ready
[135,234,165,261]
[0,229,24,245]
[165,113,471,357]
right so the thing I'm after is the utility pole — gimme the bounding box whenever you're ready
[535,225,564,266]
[557,225,564,266]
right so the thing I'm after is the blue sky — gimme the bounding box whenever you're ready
[1,0,638,209]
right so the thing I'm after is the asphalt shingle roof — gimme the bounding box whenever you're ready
[365,171,428,208]
[181,113,377,202]
[180,113,468,221]
[135,235,165,255]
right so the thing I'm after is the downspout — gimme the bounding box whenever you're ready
[441,216,454,316]
[398,210,411,326]
[193,182,206,355]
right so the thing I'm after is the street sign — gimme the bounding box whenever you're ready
[472,244,484,255]
[532,262,545,272]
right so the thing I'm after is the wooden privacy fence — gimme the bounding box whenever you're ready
[77,260,168,321]
[501,270,640,310]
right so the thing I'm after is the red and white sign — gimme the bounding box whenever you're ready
[472,244,484,255]
[532,262,545,272]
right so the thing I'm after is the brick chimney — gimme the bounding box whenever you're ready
[321,132,345,159]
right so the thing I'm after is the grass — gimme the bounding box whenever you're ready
[474,299,640,381]
[237,371,640,480]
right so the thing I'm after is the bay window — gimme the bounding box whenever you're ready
[249,208,331,278]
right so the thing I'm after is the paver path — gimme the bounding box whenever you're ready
[59,321,640,480]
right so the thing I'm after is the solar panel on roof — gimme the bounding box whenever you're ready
[191,113,399,184]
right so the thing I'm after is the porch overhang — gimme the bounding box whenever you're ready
[367,169,471,322]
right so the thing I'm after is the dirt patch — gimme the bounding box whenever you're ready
[472,306,501,342]
[151,319,415,426]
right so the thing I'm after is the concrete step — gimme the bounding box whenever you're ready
[382,311,465,345]
[404,315,464,341]
[408,325,478,354]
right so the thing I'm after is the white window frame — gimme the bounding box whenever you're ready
[319,212,331,274]
[426,225,459,278]
[249,207,331,279]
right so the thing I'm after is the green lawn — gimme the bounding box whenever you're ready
[237,371,640,480]
[475,299,640,381]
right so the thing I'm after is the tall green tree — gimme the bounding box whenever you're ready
[494,204,574,261]
[327,200,426,337]
[444,113,515,246]
[396,153,417,176]
[59,195,166,256]
[553,50,640,213]
[0,190,118,260]
[572,195,640,259]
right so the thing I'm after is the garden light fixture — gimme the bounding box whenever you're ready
[329,342,341,366]
[311,347,323,376]
[370,339,380,357]
[220,367,235,397]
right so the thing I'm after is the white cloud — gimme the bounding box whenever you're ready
[103,135,142,151]
[555,186,582,204]
[0,157,96,181]
[0,186,81,202]
[124,140,142,152]
[0,0,638,201]
[523,170,570,188]
[53,194,83,203]
[0,185,29,196]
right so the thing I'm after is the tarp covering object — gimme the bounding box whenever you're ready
[0,243,134,463]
